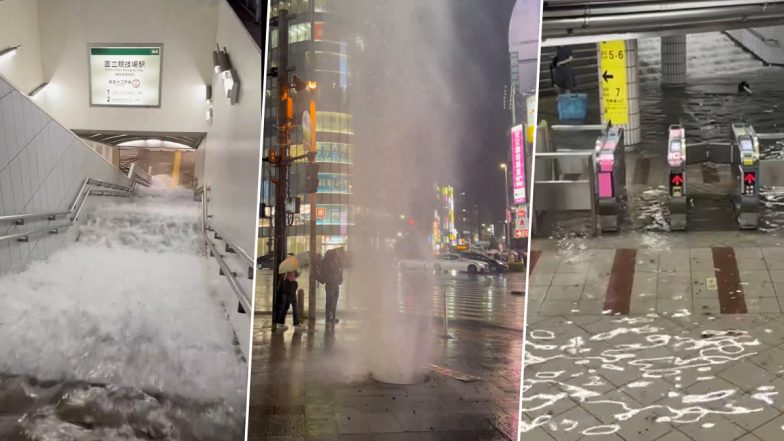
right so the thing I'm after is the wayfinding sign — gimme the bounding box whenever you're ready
[89,45,162,107]
[599,40,628,125]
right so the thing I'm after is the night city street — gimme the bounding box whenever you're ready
[249,270,525,440]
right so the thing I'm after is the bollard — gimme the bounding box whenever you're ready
[440,287,452,340]
[297,288,305,321]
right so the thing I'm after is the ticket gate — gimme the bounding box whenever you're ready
[594,125,626,232]
[667,123,761,230]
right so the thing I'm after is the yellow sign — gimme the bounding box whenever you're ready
[599,40,628,125]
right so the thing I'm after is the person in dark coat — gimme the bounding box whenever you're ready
[276,271,303,330]
[321,248,344,324]
[551,45,576,94]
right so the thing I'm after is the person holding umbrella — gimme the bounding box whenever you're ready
[276,254,305,330]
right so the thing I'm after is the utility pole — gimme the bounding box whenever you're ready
[308,99,317,323]
[501,163,511,259]
[271,9,290,331]
[268,9,318,329]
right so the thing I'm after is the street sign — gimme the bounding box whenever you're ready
[599,40,628,125]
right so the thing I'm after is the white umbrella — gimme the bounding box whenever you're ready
[278,255,300,274]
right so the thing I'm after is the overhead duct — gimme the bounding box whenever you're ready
[542,1,784,39]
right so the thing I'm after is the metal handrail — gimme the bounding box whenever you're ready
[127,163,152,187]
[0,178,133,244]
[194,184,252,313]
[0,163,150,228]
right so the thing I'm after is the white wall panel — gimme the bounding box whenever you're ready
[203,0,261,262]
[0,75,130,274]
[0,0,45,95]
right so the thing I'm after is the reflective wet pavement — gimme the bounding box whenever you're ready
[248,270,525,440]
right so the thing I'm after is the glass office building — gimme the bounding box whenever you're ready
[261,0,353,255]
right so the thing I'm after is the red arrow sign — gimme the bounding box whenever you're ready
[744,172,756,184]
[671,174,684,185]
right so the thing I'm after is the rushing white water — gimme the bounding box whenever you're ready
[638,32,766,83]
[0,176,246,406]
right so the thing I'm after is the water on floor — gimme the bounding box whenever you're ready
[538,64,784,243]
[0,176,246,440]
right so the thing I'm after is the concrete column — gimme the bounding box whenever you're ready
[661,35,687,85]
[625,39,641,146]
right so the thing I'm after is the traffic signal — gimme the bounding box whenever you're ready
[305,163,319,193]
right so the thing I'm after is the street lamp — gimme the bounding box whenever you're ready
[500,163,511,260]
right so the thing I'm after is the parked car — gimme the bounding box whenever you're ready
[399,253,491,274]
[459,252,508,273]
[257,254,274,270]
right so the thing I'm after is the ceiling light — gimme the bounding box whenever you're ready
[29,82,48,97]
[0,45,20,61]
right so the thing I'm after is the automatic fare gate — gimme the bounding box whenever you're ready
[533,121,626,235]
[667,123,763,230]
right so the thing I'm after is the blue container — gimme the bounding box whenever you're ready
[557,93,588,122]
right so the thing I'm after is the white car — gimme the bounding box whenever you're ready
[398,253,491,274]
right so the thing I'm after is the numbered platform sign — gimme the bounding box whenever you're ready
[599,40,629,126]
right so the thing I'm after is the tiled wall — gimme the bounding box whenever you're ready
[727,26,784,66]
[0,76,130,274]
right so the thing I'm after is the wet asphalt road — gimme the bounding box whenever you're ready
[248,270,526,440]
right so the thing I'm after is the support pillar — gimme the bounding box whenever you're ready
[624,39,641,146]
[661,35,687,86]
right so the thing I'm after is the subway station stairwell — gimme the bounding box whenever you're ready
[0,76,248,438]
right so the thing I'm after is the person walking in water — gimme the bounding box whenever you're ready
[320,247,344,324]
[276,270,305,330]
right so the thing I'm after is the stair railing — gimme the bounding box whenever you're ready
[194,184,253,314]
[0,163,151,244]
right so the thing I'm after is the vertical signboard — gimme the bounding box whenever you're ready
[89,45,162,107]
[511,124,526,204]
[514,205,529,238]
[526,95,537,144]
[598,40,628,125]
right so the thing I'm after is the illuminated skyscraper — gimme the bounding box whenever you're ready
[261,0,353,255]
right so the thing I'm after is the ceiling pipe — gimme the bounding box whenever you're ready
[543,2,784,38]
[543,14,784,39]
[544,0,784,18]
[546,4,784,30]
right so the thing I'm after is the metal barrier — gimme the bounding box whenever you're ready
[533,151,598,236]
[194,185,253,314]
[0,163,150,244]
[533,121,624,235]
